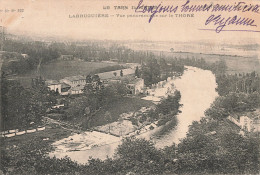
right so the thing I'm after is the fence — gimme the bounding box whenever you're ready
[1,126,46,138]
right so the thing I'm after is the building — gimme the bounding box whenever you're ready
[126,78,144,95]
[239,116,253,132]
[45,80,62,93]
[58,55,74,60]
[106,75,144,95]
[21,54,29,59]
[60,75,86,95]
[70,85,85,95]
[252,116,260,132]
[60,83,71,95]
[60,75,86,88]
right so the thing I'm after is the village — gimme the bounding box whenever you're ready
[1,33,260,174]
[1,52,180,140]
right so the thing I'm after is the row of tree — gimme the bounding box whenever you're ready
[138,57,185,86]
[216,71,260,96]
[1,74,57,130]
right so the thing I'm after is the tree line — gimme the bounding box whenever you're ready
[2,122,258,175]
[1,74,57,131]
[216,71,260,96]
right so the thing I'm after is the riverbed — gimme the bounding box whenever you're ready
[50,66,218,164]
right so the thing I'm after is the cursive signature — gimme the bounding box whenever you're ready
[205,14,257,33]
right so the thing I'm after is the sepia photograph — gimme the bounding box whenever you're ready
[0,0,260,174]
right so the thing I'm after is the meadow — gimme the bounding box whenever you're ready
[10,60,118,88]
[154,51,260,74]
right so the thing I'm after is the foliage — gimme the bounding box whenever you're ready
[135,66,141,78]
[155,116,178,137]
[156,91,182,116]
[141,58,161,86]
[1,74,56,130]
[216,72,260,96]
[205,92,260,120]
[2,40,60,75]
[114,138,166,175]
[177,119,260,174]
[1,138,81,175]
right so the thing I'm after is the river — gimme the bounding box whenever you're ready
[50,66,218,164]
[141,66,218,148]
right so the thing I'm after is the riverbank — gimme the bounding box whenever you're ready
[48,66,218,163]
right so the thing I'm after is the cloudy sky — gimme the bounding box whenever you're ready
[1,0,259,44]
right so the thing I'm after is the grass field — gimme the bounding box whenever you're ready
[153,51,260,74]
[9,60,117,88]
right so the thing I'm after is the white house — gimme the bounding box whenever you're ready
[45,80,62,93]
[127,78,144,95]
[70,84,85,95]
[59,75,86,95]
[60,75,86,88]
[118,76,145,95]
[252,117,260,132]
[240,116,253,132]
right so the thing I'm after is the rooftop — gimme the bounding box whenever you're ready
[71,84,85,91]
[45,80,60,85]
[61,83,71,89]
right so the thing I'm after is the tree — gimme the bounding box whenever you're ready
[135,66,140,78]
[141,58,161,86]
[115,138,165,174]
[2,138,81,174]
[113,72,117,76]
[120,69,123,77]
[177,119,260,174]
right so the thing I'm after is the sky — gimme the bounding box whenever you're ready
[0,0,259,44]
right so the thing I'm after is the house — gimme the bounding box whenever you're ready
[106,75,144,95]
[60,75,86,95]
[60,83,71,95]
[60,75,86,88]
[59,55,74,60]
[228,114,260,133]
[252,116,260,132]
[126,78,144,95]
[70,84,85,94]
[239,116,253,132]
[45,80,61,93]
[21,54,29,59]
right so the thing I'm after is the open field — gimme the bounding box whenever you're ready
[123,40,259,74]
[8,60,117,88]
[153,51,260,74]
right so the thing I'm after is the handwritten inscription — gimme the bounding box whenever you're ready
[135,0,260,33]
[205,14,257,33]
